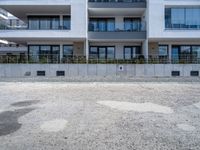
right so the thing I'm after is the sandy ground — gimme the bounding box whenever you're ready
[0,82,200,150]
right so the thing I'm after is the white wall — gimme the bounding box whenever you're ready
[0,64,199,77]
[148,0,200,40]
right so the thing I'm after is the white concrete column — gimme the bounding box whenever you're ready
[60,15,63,28]
[168,44,172,63]
[115,16,123,30]
[85,40,89,63]
[143,40,149,62]
[60,44,63,62]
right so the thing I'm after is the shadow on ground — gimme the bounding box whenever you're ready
[0,108,35,136]
[11,100,40,107]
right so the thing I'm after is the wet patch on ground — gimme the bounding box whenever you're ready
[11,100,40,107]
[0,108,35,136]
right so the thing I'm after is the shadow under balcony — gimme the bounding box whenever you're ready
[88,0,146,8]
[88,22,146,40]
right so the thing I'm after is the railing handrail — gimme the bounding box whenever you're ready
[88,21,146,32]
[0,54,199,64]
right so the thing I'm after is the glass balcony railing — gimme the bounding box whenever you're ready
[0,19,71,30]
[165,20,200,30]
[0,19,28,30]
[88,0,146,3]
[89,22,146,32]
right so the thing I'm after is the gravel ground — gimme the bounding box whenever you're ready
[0,82,200,150]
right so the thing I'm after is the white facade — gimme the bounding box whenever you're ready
[148,0,200,40]
[0,0,199,63]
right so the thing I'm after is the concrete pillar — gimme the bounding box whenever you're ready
[85,40,89,63]
[60,44,63,63]
[115,16,123,30]
[60,15,63,29]
[143,39,149,62]
[168,44,172,64]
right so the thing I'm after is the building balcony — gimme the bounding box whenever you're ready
[0,19,79,41]
[88,22,146,40]
[88,0,146,8]
[0,9,8,19]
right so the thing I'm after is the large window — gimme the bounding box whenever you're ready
[159,45,168,56]
[89,46,115,59]
[165,7,200,29]
[28,46,39,62]
[63,45,73,57]
[89,18,115,32]
[124,46,141,59]
[172,45,200,63]
[28,16,70,30]
[28,45,60,63]
[63,16,71,30]
[124,18,141,31]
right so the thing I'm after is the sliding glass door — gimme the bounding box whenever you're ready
[99,47,106,59]
[89,46,115,59]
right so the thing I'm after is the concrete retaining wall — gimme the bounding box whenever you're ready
[0,64,200,78]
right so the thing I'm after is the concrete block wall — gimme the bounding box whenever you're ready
[0,64,200,78]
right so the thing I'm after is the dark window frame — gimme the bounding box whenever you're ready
[123,46,141,59]
[63,45,73,58]
[89,18,115,32]
[89,46,115,59]
[28,45,60,63]
[28,15,71,30]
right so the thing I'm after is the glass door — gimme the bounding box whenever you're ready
[172,46,179,63]
[52,46,60,63]
[40,46,51,63]
[99,47,106,59]
[124,47,132,60]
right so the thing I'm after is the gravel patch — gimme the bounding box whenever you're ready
[97,101,173,114]
[177,124,196,132]
[40,119,68,132]
[194,102,200,109]
[0,82,200,150]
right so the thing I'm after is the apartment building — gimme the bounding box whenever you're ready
[0,0,199,65]
[0,0,87,63]
[148,0,200,64]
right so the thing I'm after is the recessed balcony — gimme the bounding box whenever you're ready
[88,21,146,40]
[88,0,146,8]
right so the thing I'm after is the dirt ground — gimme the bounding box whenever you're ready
[0,82,200,150]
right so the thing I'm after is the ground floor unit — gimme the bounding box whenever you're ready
[0,40,200,64]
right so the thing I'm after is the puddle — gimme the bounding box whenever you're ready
[0,108,35,136]
[177,124,196,132]
[97,101,173,114]
[40,119,68,132]
[11,100,40,107]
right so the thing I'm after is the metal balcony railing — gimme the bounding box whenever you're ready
[0,54,200,64]
[165,20,200,30]
[89,22,146,32]
[88,0,146,3]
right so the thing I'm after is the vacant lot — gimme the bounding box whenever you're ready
[0,82,200,150]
